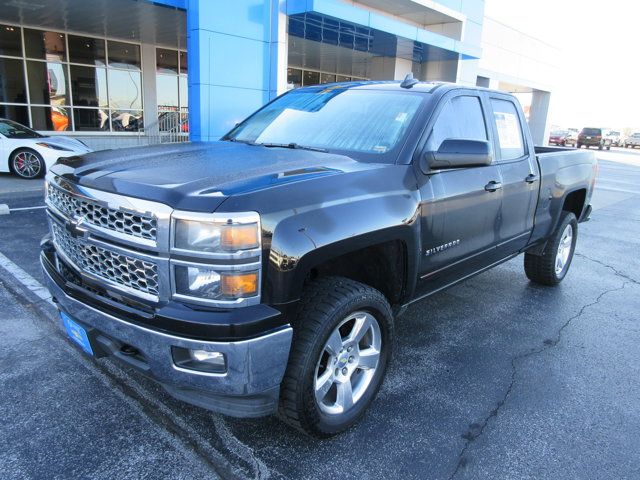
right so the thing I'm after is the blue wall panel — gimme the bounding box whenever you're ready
[186,0,281,141]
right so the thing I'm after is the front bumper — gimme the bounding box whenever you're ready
[41,249,293,418]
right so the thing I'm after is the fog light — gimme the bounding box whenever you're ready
[172,346,226,373]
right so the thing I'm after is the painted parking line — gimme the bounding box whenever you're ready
[0,251,54,306]
[0,204,47,215]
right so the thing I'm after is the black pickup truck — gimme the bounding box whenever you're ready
[41,80,597,437]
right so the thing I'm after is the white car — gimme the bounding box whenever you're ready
[0,118,92,179]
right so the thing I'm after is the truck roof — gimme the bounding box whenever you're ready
[301,80,504,96]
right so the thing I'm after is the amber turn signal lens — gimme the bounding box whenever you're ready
[220,272,258,298]
[220,224,259,250]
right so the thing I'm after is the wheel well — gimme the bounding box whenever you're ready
[306,240,407,306]
[562,189,586,219]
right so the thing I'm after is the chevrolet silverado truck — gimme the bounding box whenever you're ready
[41,80,597,437]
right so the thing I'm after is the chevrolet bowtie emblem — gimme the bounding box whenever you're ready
[65,217,87,239]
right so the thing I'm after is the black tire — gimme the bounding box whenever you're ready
[524,211,578,286]
[598,143,604,150]
[606,144,611,150]
[278,276,393,437]
[10,148,45,179]
[576,143,581,148]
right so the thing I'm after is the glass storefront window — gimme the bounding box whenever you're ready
[70,65,107,107]
[302,70,320,86]
[0,104,28,125]
[27,61,69,105]
[156,48,178,74]
[155,47,188,133]
[108,69,142,109]
[287,68,302,89]
[179,76,188,108]
[24,29,66,61]
[107,41,141,70]
[111,110,143,131]
[73,108,109,131]
[156,74,178,108]
[0,26,158,132]
[31,106,70,131]
[179,51,187,74]
[68,35,106,66]
[0,24,21,57]
[0,58,26,103]
[336,75,352,83]
[320,73,336,84]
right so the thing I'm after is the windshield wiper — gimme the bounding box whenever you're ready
[258,142,328,153]
[225,138,257,145]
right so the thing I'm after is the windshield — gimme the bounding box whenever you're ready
[226,88,425,159]
[551,130,568,136]
[0,119,44,139]
[581,128,601,135]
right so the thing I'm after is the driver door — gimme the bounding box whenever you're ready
[415,93,504,297]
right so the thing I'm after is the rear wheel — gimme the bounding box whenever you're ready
[278,276,393,437]
[524,211,578,286]
[11,149,45,179]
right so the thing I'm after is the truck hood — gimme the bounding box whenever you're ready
[50,141,379,211]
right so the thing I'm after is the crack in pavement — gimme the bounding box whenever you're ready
[575,252,640,285]
[447,280,630,480]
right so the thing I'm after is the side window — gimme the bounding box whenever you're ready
[426,95,487,151]
[491,99,525,160]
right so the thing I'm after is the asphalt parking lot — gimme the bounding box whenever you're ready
[1,148,639,479]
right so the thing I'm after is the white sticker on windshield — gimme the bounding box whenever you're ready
[494,112,522,149]
[395,112,408,122]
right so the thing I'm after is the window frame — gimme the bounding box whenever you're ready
[486,93,529,164]
[412,90,493,172]
[423,93,490,154]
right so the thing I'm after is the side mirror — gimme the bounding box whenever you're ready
[420,139,493,173]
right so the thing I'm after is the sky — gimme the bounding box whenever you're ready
[484,0,639,130]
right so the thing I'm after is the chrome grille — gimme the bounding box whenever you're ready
[47,184,157,241]
[51,222,159,297]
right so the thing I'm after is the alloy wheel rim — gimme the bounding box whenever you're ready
[314,311,382,415]
[555,224,573,275]
[14,152,41,178]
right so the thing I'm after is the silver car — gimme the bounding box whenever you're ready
[624,133,640,148]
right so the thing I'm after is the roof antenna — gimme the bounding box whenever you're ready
[400,72,419,89]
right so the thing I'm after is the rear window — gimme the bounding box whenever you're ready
[581,128,601,135]
[490,99,525,160]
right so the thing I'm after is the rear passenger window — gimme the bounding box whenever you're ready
[426,96,487,151]
[491,99,525,160]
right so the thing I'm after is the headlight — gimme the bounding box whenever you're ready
[35,142,72,151]
[174,265,258,300]
[173,213,259,253]
[171,211,261,306]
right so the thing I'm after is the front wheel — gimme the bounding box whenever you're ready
[11,149,45,179]
[524,211,578,286]
[278,277,393,437]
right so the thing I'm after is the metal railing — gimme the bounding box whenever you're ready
[142,108,190,145]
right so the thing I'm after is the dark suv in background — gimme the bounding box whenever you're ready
[577,127,611,150]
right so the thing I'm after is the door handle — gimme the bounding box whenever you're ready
[484,181,502,192]
[525,174,539,183]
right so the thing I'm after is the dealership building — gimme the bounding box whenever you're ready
[0,0,558,150]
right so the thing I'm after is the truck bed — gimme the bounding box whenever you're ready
[529,146,597,246]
